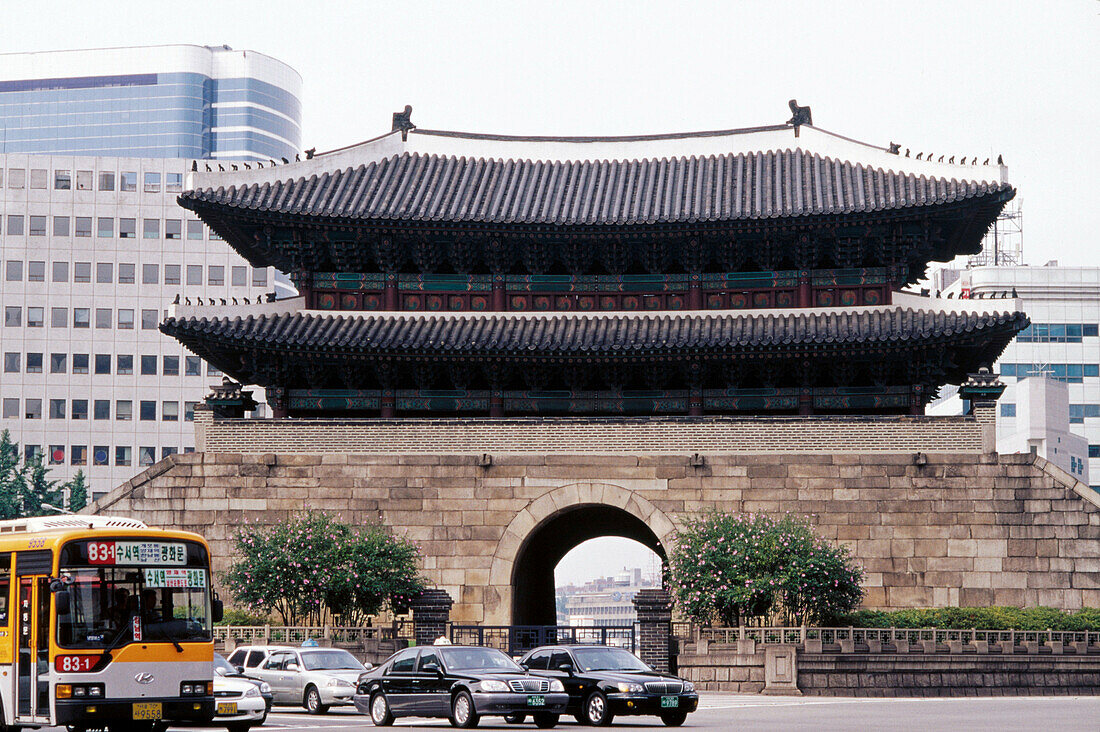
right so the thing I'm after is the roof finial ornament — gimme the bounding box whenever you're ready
[887,142,900,155]
[392,105,415,141]
[305,147,317,159]
[787,99,812,137]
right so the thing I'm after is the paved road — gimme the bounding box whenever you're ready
[38,695,1100,731]
[140,694,1100,731]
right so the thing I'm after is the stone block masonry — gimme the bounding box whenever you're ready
[91,431,1100,625]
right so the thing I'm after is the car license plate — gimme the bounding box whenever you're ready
[217,701,238,715]
[527,695,546,706]
[133,702,163,720]
[661,696,679,708]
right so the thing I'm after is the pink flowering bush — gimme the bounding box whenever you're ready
[668,512,863,626]
[225,512,425,625]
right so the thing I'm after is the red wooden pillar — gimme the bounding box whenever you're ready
[687,273,702,310]
[489,390,504,417]
[799,387,813,415]
[492,275,507,312]
[688,386,703,416]
[798,273,812,308]
[266,387,288,419]
[384,273,399,311]
[909,384,924,415]
[381,389,396,417]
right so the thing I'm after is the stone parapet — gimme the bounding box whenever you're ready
[633,589,674,673]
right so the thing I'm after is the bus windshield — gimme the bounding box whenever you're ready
[56,539,212,649]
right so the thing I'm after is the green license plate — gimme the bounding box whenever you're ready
[661,696,679,708]
[527,695,546,706]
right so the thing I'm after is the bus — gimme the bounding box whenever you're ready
[0,514,222,731]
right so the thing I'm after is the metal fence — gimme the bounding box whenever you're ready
[450,625,636,656]
[214,620,414,647]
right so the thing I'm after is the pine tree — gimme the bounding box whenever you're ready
[66,470,89,513]
[0,431,26,520]
[23,455,62,517]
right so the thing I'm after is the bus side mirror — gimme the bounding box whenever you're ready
[55,590,71,616]
[211,598,224,623]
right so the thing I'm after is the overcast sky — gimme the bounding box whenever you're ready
[4,0,1096,585]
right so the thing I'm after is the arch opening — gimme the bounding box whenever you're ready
[511,504,666,626]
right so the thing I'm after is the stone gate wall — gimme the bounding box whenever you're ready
[90,442,1100,625]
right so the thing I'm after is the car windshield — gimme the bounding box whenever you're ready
[440,647,523,672]
[214,653,236,675]
[573,647,652,672]
[301,649,364,671]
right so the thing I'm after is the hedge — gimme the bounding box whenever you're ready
[832,607,1100,631]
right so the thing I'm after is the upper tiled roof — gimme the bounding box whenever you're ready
[180,148,1013,227]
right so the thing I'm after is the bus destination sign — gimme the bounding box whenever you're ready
[143,568,207,589]
[87,541,187,566]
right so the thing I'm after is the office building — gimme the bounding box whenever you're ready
[0,45,301,160]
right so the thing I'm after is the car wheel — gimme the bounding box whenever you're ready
[304,684,330,714]
[370,691,395,726]
[226,723,252,732]
[574,713,587,725]
[450,690,480,728]
[503,713,526,724]
[660,710,688,727]
[583,690,614,726]
[533,712,560,728]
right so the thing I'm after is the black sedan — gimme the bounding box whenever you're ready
[517,645,698,727]
[354,644,569,728]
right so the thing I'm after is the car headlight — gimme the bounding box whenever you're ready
[616,683,644,693]
[259,682,272,694]
[325,678,353,687]
[549,679,565,692]
[683,681,694,692]
[245,686,261,698]
[480,680,510,692]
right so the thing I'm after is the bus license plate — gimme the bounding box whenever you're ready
[661,696,679,708]
[133,702,163,720]
[217,701,238,715]
[527,695,545,706]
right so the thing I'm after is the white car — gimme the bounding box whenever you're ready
[213,674,268,732]
[247,647,366,713]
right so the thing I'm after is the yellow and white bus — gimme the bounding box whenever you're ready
[0,514,222,731]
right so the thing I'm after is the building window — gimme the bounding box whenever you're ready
[72,400,87,420]
[252,267,268,287]
[207,364,222,377]
[164,265,181,285]
[208,266,225,286]
[166,173,183,192]
[50,353,66,373]
[209,228,223,241]
[139,401,156,421]
[116,401,132,421]
[26,353,43,373]
[51,308,67,328]
[119,218,135,238]
[53,216,70,237]
[231,266,247,287]
[24,445,42,462]
[49,446,65,465]
[93,447,109,466]
[116,354,133,375]
[76,170,92,190]
[117,310,134,329]
[8,169,25,188]
[143,172,160,193]
[120,172,137,192]
[4,353,19,372]
[142,264,159,284]
[49,399,65,419]
[95,308,112,329]
[4,307,20,327]
[140,355,157,375]
[1090,445,1100,459]
[97,217,114,238]
[115,446,132,466]
[74,262,91,282]
[94,400,110,420]
[186,220,204,240]
[186,265,202,286]
[94,354,111,374]
[162,447,178,459]
[185,356,202,376]
[1,399,17,419]
[54,170,72,190]
[6,260,22,280]
[98,172,115,191]
[27,308,43,327]
[29,217,46,237]
[52,261,68,282]
[163,355,179,375]
[162,401,179,421]
[6,215,23,236]
[184,402,198,421]
[25,399,41,419]
[75,217,92,237]
[141,309,159,330]
[96,262,113,284]
[73,308,90,329]
[1000,403,1016,417]
[30,169,47,189]
[71,445,87,465]
[139,447,156,466]
[143,219,159,239]
[165,219,182,240]
[27,261,44,282]
[118,263,135,284]
[73,353,89,374]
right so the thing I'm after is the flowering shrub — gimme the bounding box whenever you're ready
[225,512,425,625]
[668,512,864,626]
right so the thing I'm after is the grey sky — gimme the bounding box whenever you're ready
[4,0,1096,585]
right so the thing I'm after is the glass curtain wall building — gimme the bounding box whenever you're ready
[0,45,302,160]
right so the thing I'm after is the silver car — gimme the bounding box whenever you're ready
[248,647,366,713]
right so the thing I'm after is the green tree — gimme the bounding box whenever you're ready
[67,470,89,512]
[667,511,864,626]
[0,430,89,518]
[0,431,25,519]
[224,512,425,625]
[22,455,63,517]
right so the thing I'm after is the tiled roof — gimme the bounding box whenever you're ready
[180,149,1014,227]
[163,307,1027,358]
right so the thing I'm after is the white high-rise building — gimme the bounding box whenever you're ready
[0,153,276,499]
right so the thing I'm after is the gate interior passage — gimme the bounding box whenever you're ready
[450,625,636,657]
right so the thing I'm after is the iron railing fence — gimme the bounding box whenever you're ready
[214,622,412,647]
[450,625,636,656]
[676,626,1100,651]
